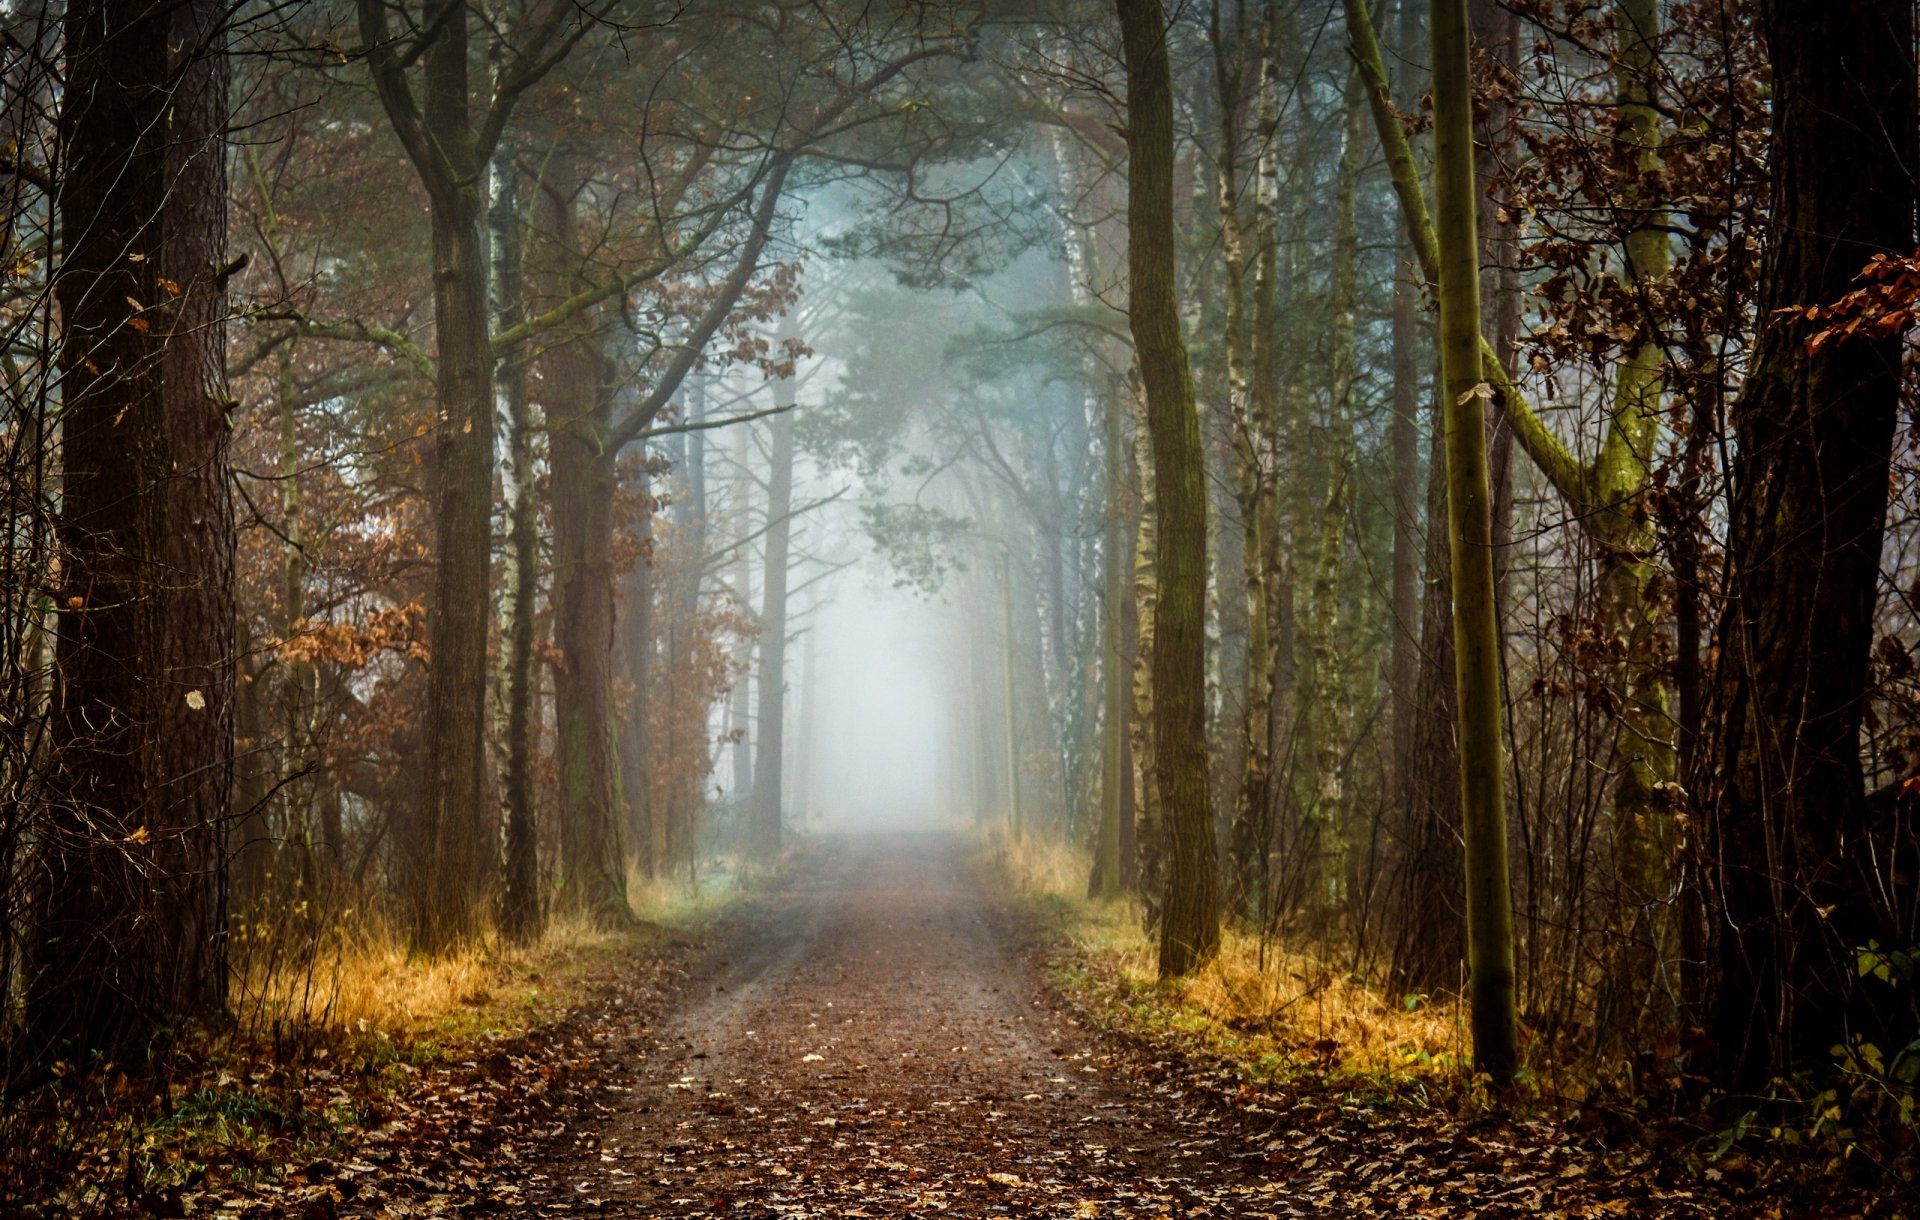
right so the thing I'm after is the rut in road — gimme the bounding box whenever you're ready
[528,832,1300,1217]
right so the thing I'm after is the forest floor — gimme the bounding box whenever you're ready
[504,830,1892,1219]
[55,831,1903,1217]
[518,829,1297,1218]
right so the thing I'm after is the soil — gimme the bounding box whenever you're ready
[523,830,1299,1217]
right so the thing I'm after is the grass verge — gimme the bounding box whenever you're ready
[983,828,1473,1100]
[8,861,759,1217]
[982,829,1915,1215]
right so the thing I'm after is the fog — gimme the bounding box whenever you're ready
[792,561,959,833]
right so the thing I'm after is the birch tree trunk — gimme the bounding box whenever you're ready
[1298,65,1369,916]
[491,153,542,943]
[1388,0,1423,810]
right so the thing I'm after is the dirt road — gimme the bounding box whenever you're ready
[527,832,1298,1217]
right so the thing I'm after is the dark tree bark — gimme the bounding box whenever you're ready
[157,0,234,1037]
[547,355,630,924]
[1116,0,1220,980]
[537,166,633,927]
[358,0,499,952]
[35,0,232,1060]
[1693,0,1917,1090]
[1391,395,1467,995]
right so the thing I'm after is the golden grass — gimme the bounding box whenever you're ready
[231,862,751,1045]
[985,827,1471,1087]
[984,825,1090,898]
[230,910,590,1043]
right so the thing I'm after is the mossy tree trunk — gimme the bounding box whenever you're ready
[1117,0,1220,980]
[1431,0,1519,1084]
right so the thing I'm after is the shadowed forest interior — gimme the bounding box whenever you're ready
[3,0,1920,1213]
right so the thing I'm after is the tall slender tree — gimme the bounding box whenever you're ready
[536,156,632,924]
[750,327,800,858]
[1116,0,1220,980]
[356,0,571,950]
[1430,0,1518,1084]
[491,149,542,944]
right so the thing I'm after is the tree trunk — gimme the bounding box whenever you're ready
[538,168,631,926]
[1207,0,1251,901]
[1092,380,1131,900]
[1394,394,1466,993]
[549,416,630,923]
[358,0,497,953]
[156,0,234,1030]
[1694,0,1916,1091]
[619,469,656,875]
[668,384,709,873]
[1388,0,1423,812]
[275,346,314,889]
[35,0,232,1059]
[1584,0,1683,1046]
[1470,0,1521,628]
[730,422,756,803]
[1297,64,1368,918]
[750,354,798,858]
[999,550,1025,840]
[492,153,542,944]
[795,601,817,822]
[1433,0,1519,1085]
[1129,382,1162,915]
[1117,0,1219,980]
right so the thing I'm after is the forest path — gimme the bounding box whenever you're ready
[530,830,1300,1218]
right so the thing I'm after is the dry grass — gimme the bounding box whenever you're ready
[230,908,606,1043]
[983,825,1090,898]
[625,857,751,927]
[985,828,1471,1087]
[230,863,750,1045]
[1173,929,1469,1078]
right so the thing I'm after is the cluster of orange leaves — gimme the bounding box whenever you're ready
[1792,250,1920,354]
[273,598,428,667]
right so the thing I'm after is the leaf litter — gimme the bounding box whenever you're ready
[88,835,1904,1218]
